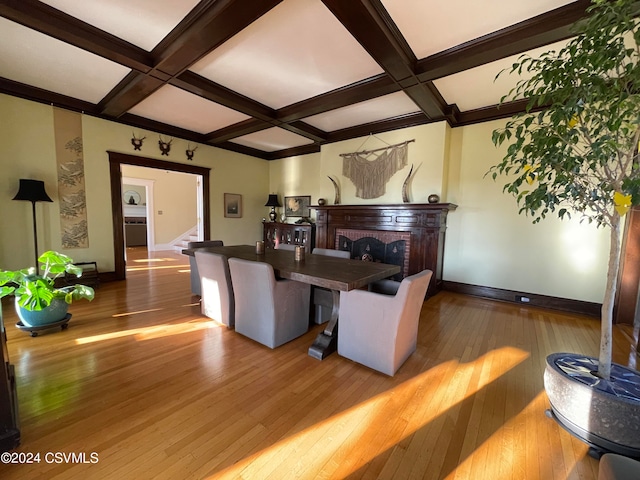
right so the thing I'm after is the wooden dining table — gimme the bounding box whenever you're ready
[182,244,400,359]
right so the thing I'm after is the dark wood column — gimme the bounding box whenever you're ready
[615,206,640,325]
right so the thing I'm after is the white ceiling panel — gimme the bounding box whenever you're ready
[0,17,129,104]
[0,0,588,158]
[190,0,384,109]
[381,0,576,59]
[128,85,250,134]
[230,128,314,152]
[433,39,571,111]
[303,92,420,132]
[40,0,200,51]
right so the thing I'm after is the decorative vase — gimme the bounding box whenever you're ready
[428,194,440,203]
[544,352,640,458]
[317,198,326,206]
[15,297,69,327]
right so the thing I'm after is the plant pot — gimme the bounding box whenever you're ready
[544,352,640,458]
[15,297,69,327]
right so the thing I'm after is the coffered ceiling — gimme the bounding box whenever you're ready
[0,0,590,160]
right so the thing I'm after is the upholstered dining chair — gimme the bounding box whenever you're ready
[187,240,223,295]
[228,257,310,348]
[311,247,350,324]
[194,251,234,328]
[337,269,433,376]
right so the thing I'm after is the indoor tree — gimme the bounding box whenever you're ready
[489,0,640,380]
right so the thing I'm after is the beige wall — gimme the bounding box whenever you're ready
[0,94,269,272]
[444,121,609,303]
[269,120,610,304]
[1,93,611,303]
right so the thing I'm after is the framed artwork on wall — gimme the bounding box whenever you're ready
[224,193,242,218]
[285,195,311,217]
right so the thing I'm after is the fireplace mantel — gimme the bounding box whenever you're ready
[313,203,457,295]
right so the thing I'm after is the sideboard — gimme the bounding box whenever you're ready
[263,222,316,253]
[313,203,457,295]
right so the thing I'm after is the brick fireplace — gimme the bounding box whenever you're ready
[335,229,411,281]
[313,203,456,295]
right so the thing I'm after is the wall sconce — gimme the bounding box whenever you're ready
[264,194,281,222]
[13,179,53,268]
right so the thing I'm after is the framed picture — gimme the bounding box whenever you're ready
[284,195,311,217]
[224,193,242,218]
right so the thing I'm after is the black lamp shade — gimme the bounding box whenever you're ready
[264,194,281,207]
[13,179,53,203]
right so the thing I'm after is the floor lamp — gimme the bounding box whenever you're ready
[13,179,53,268]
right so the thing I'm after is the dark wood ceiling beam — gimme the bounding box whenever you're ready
[276,74,398,123]
[279,121,327,143]
[0,76,97,114]
[172,71,276,122]
[99,0,283,119]
[321,0,416,81]
[98,72,165,118]
[116,113,207,144]
[455,98,543,127]
[415,0,592,82]
[403,83,450,120]
[204,118,271,144]
[265,143,321,161]
[151,0,283,77]
[326,112,429,144]
[0,0,152,73]
[321,0,447,120]
[212,141,271,160]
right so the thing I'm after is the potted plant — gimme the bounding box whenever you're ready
[0,251,95,328]
[489,0,640,457]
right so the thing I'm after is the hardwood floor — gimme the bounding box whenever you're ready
[1,247,638,479]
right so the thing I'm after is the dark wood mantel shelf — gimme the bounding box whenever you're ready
[313,203,457,295]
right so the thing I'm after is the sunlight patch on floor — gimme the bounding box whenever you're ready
[131,257,178,263]
[75,319,219,344]
[112,308,164,317]
[126,264,190,272]
[211,346,530,479]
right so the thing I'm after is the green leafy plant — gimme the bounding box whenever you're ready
[0,251,95,311]
[489,0,640,379]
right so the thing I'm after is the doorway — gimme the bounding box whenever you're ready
[108,151,211,280]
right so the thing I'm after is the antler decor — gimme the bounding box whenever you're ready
[186,143,198,161]
[328,176,341,205]
[131,132,145,151]
[158,135,173,156]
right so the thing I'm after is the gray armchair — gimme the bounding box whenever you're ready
[187,240,223,295]
[337,269,433,376]
[311,247,350,324]
[228,257,310,348]
[194,251,234,328]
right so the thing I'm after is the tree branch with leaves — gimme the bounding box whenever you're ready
[489,0,640,379]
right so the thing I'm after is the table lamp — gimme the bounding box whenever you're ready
[264,194,281,222]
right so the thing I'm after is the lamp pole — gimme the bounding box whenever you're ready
[12,179,53,269]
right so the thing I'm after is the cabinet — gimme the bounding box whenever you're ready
[0,303,20,452]
[124,217,147,247]
[263,222,315,253]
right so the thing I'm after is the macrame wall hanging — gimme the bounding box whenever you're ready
[340,138,414,199]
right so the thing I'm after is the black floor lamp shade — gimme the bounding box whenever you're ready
[13,179,53,203]
[13,179,53,268]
